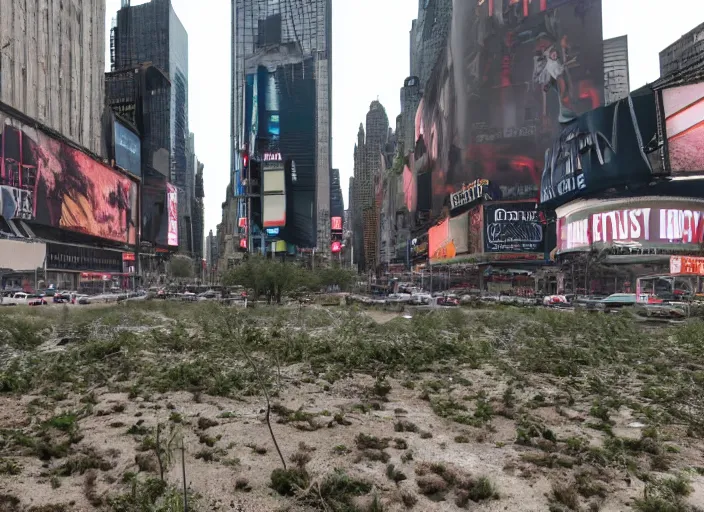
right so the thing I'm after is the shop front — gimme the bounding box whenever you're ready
[554,196,704,295]
[45,243,132,292]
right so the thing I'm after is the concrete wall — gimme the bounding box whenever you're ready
[0,0,106,156]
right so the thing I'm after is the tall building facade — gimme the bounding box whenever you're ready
[111,0,192,254]
[230,0,332,255]
[351,101,390,271]
[0,0,106,156]
[660,21,704,78]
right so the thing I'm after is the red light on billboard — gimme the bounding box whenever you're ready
[331,241,342,253]
[122,252,135,262]
[242,153,249,168]
[331,216,342,231]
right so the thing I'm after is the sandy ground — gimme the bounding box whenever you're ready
[1,304,704,511]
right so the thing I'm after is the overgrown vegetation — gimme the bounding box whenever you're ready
[2,302,704,509]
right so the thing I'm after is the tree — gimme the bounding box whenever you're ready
[168,255,194,279]
[223,256,321,304]
[317,265,356,292]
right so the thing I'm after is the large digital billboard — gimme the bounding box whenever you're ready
[662,81,704,173]
[114,121,141,178]
[142,168,168,246]
[166,183,178,246]
[416,0,604,212]
[556,197,704,253]
[540,91,659,206]
[0,116,138,244]
[483,202,544,254]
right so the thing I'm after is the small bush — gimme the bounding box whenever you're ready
[355,433,389,450]
[235,477,252,492]
[197,417,218,430]
[270,468,309,496]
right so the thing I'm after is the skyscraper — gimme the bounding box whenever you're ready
[111,0,192,253]
[231,0,332,255]
[351,101,390,271]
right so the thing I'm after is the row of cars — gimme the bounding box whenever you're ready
[0,290,83,306]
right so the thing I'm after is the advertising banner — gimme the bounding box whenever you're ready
[0,117,138,244]
[429,219,451,264]
[142,168,168,246]
[263,195,286,227]
[410,0,604,212]
[557,198,704,253]
[540,92,659,206]
[449,213,469,255]
[670,256,704,276]
[484,202,544,253]
[166,183,178,246]
[331,216,343,232]
[46,243,123,273]
[410,233,429,263]
[449,179,490,211]
[661,81,704,173]
[114,121,141,178]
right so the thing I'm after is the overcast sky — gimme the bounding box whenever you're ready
[105,0,703,241]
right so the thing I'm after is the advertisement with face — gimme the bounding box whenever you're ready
[662,81,704,173]
[484,202,544,253]
[0,117,138,244]
[166,183,178,246]
[411,0,604,212]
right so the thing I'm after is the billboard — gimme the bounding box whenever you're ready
[331,216,343,232]
[483,202,544,254]
[540,92,659,206]
[417,0,604,212]
[661,81,704,173]
[429,214,470,264]
[670,256,704,276]
[429,219,451,263]
[166,183,178,246]
[114,121,141,178]
[556,197,704,253]
[142,168,169,246]
[0,117,138,244]
[410,232,429,263]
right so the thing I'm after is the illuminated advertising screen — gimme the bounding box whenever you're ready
[417,0,604,212]
[556,198,704,253]
[410,233,429,263]
[429,219,452,263]
[483,202,544,254]
[0,117,138,244]
[166,183,178,246]
[662,81,704,173]
[670,256,704,276]
[331,216,343,232]
[114,121,141,178]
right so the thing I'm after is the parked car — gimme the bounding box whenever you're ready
[27,294,48,306]
[597,293,637,311]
